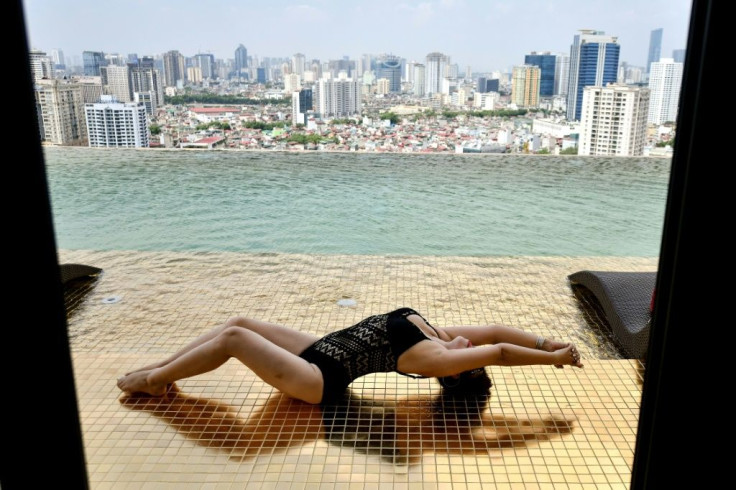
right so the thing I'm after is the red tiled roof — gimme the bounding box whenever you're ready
[189,107,239,114]
[194,136,224,144]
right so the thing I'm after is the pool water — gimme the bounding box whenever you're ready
[44,147,670,257]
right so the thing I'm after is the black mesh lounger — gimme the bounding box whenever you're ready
[568,270,656,360]
[60,263,102,284]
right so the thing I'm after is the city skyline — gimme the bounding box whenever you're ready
[22,0,693,73]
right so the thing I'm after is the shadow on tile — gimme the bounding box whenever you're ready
[119,381,576,466]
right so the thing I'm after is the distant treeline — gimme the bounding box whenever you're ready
[164,94,290,105]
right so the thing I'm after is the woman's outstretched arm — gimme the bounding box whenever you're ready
[441,324,566,352]
[397,340,583,378]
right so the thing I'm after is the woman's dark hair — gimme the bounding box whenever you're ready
[436,367,492,394]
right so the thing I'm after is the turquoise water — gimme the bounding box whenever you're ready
[43,147,671,256]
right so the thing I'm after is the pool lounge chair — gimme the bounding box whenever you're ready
[60,263,102,284]
[568,270,656,360]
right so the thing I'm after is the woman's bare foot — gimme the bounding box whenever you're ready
[554,344,584,368]
[542,338,569,352]
[117,370,168,396]
[542,339,571,368]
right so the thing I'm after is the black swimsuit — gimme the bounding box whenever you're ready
[298,307,438,403]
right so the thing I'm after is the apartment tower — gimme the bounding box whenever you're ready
[424,52,449,96]
[35,78,87,145]
[578,83,650,156]
[647,58,683,125]
[314,73,361,118]
[85,95,150,147]
[511,65,541,108]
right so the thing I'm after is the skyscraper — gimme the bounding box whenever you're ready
[292,53,306,77]
[524,51,556,97]
[376,54,402,93]
[566,30,620,121]
[578,83,649,156]
[83,51,106,76]
[85,95,150,148]
[195,53,216,79]
[413,64,425,97]
[129,57,164,114]
[647,58,683,125]
[424,52,449,96]
[555,53,570,96]
[234,44,248,79]
[101,64,133,103]
[292,88,313,126]
[511,65,541,108]
[647,28,663,73]
[163,50,186,87]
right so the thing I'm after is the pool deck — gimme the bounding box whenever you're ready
[60,249,656,489]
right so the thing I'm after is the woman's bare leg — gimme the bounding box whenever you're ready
[126,317,320,375]
[117,326,324,403]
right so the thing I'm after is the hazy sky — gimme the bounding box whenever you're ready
[22,0,693,72]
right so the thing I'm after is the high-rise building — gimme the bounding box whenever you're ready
[83,51,106,76]
[413,64,425,97]
[476,77,500,94]
[425,52,450,95]
[672,49,686,63]
[163,50,186,87]
[29,49,54,81]
[524,52,556,97]
[566,30,620,121]
[234,44,248,78]
[101,64,133,103]
[578,83,649,156]
[647,28,663,73]
[73,76,104,103]
[555,53,570,96]
[129,57,164,114]
[292,53,306,77]
[292,88,313,126]
[195,54,216,79]
[647,58,683,125]
[376,78,391,95]
[85,95,150,148]
[257,67,267,84]
[314,73,361,118]
[511,65,541,108]
[50,49,65,68]
[34,78,87,145]
[375,54,402,93]
[284,73,301,93]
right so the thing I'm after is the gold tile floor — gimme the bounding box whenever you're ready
[60,249,655,489]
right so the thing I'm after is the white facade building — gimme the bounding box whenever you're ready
[424,52,449,95]
[315,73,361,118]
[647,58,683,125]
[473,92,499,110]
[85,95,150,147]
[532,118,579,139]
[284,73,301,93]
[29,49,54,81]
[412,64,425,97]
[579,83,650,156]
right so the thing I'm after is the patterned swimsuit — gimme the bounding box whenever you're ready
[298,307,437,402]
